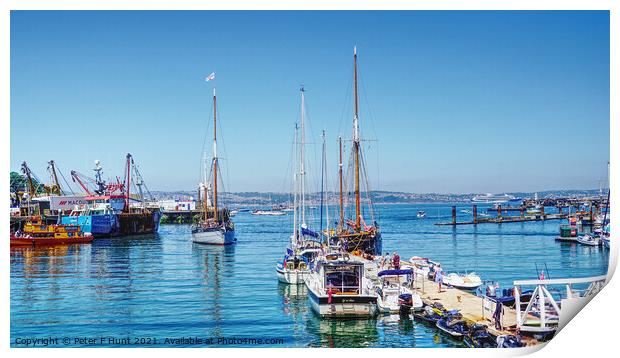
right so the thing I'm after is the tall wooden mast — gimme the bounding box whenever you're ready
[212,88,219,223]
[338,136,344,231]
[353,46,361,229]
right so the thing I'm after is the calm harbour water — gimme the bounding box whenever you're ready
[10,204,609,347]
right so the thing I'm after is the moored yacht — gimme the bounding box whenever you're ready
[305,252,378,317]
[276,87,322,284]
[192,86,235,245]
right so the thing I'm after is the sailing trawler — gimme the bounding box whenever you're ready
[192,87,235,245]
[276,87,322,284]
[331,47,382,256]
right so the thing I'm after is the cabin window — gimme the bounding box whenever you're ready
[324,267,361,294]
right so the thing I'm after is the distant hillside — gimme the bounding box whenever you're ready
[150,189,602,206]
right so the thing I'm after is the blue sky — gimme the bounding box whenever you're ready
[10,11,610,193]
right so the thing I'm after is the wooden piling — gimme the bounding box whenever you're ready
[473,205,477,224]
[452,206,456,225]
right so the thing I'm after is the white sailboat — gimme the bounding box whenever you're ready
[192,86,235,245]
[276,87,321,284]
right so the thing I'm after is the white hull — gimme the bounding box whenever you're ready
[577,234,600,246]
[192,228,235,245]
[276,265,310,284]
[443,273,483,290]
[308,293,378,317]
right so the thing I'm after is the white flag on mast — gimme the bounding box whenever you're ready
[205,72,215,82]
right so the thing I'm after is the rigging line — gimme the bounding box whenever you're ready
[357,63,380,152]
[337,63,354,141]
[197,95,212,186]
[359,148,376,224]
[56,164,75,195]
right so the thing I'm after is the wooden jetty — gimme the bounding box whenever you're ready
[436,205,569,226]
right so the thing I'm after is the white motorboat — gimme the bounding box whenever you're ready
[276,246,321,284]
[409,256,440,277]
[416,211,427,219]
[305,253,378,318]
[252,209,286,216]
[577,233,600,246]
[443,272,483,290]
[375,269,423,314]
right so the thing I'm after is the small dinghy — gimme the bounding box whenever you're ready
[413,303,445,324]
[463,324,497,348]
[416,211,426,219]
[577,233,600,246]
[436,311,470,339]
[443,272,483,290]
[496,334,525,348]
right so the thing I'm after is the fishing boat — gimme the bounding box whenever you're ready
[374,269,423,314]
[330,47,381,256]
[443,272,483,290]
[192,87,235,245]
[305,252,378,318]
[276,88,322,284]
[576,233,599,246]
[63,156,161,237]
[416,211,426,219]
[11,217,93,246]
[436,311,470,339]
[463,324,497,348]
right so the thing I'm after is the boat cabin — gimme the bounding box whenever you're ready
[318,258,364,295]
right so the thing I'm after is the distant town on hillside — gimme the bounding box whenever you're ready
[150,189,604,206]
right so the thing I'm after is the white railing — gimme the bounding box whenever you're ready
[513,275,607,333]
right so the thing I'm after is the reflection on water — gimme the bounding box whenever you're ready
[10,204,610,347]
[309,319,379,348]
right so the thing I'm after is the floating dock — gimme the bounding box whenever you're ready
[409,271,541,346]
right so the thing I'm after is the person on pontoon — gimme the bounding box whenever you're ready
[392,252,401,270]
[435,264,444,293]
